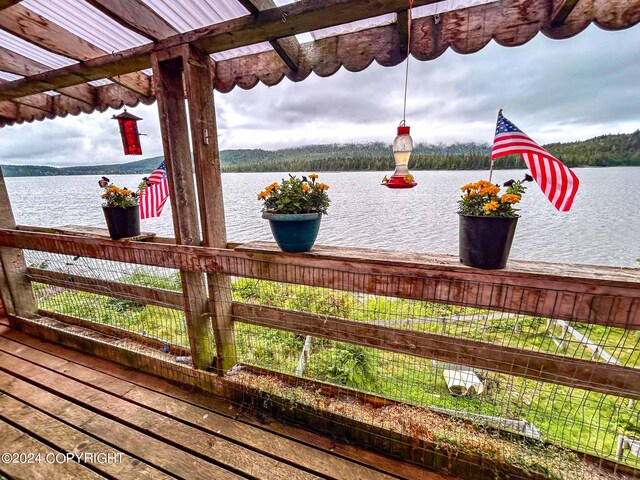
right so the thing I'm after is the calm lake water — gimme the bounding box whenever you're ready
[4,167,640,267]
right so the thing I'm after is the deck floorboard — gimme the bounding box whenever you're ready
[0,326,447,480]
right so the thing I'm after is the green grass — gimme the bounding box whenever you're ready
[31,272,640,469]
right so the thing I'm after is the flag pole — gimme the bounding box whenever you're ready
[489,108,502,183]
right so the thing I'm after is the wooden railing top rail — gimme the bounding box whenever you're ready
[9,226,640,286]
[1,227,639,329]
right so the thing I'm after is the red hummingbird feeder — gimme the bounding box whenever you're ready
[112,110,143,155]
[383,124,417,189]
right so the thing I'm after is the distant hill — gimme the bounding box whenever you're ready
[0,156,164,177]
[2,131,639,177]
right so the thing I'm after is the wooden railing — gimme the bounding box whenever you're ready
[0,226,639,403]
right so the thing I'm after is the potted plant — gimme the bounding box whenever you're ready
[98,176,149,240]
[259,174,330,253]
[457,174,533,269]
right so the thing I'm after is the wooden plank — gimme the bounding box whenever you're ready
[0,395,171,479]
[38,310,190,356]
[1,229,638,330]
[0,419,105,479]
[0,169,37,318]
[233,302,640,400]
[551,0,582,26]
[0,371,241,480]
[0,350,322,480]
[0,4,152,97]
[84,0,178,41]
[1,327,443,480]
[182,44,237,372]
[52,225,156,241]
[28,268,183,309]
[0,334,399,480]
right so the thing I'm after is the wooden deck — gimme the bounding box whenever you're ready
[0,323,446,480]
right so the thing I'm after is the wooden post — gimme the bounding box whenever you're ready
[0,167,37,318]
[182,45,237,372]
[150,52,216,370]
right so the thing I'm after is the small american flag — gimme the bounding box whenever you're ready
[491,110,579,212]
[139,161,169,219]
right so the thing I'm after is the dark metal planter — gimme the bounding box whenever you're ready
[262,212,322,253]
[102,205,140,240]
[459,214,518,269]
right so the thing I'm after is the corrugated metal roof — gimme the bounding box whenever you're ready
[312,14,396,40]
[211,42,273,61]
[0,71,22,81]
[23,0,149,53]
[0,30,77,69]
[141,0,249,32]
[87,79,113,87]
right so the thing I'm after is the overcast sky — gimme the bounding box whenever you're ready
[1,23,638,167]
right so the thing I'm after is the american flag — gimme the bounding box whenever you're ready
[491,110,579,212]
[139,161,169,219]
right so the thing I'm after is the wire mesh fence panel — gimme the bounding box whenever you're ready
[7,241,639,479]
[25,250,189,349]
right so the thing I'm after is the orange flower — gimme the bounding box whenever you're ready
[501,194,521,204]
[483,201,499,212]
[309,173,319,181]
[257,191,268,200]
[317,183,329,191]
[479,185,500,196]
[302,183,310,193]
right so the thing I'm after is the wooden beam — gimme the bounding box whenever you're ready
[551,0,581,26]
[83,0,178,41]
[182,45,236,372]
[0,4,151,96]
[397,10,409,58]
[237,0,301,72]
[0,0,21,10]
[150,51,217,371]
[0,169,37,317]
[233,302,640,400]
[27,268,184,310]
[0,46,96,105]
[0,101,18,119]
[0,230,638,330]
[39,310,190,355]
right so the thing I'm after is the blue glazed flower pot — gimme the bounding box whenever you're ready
[262,212,322,253]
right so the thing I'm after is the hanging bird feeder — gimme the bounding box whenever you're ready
[112,110,143,155]
[382,0,417,189]
[383,124,417,188]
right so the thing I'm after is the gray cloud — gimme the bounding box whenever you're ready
[1,23,638,166]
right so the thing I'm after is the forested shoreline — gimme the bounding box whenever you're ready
[2,131,639,177]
